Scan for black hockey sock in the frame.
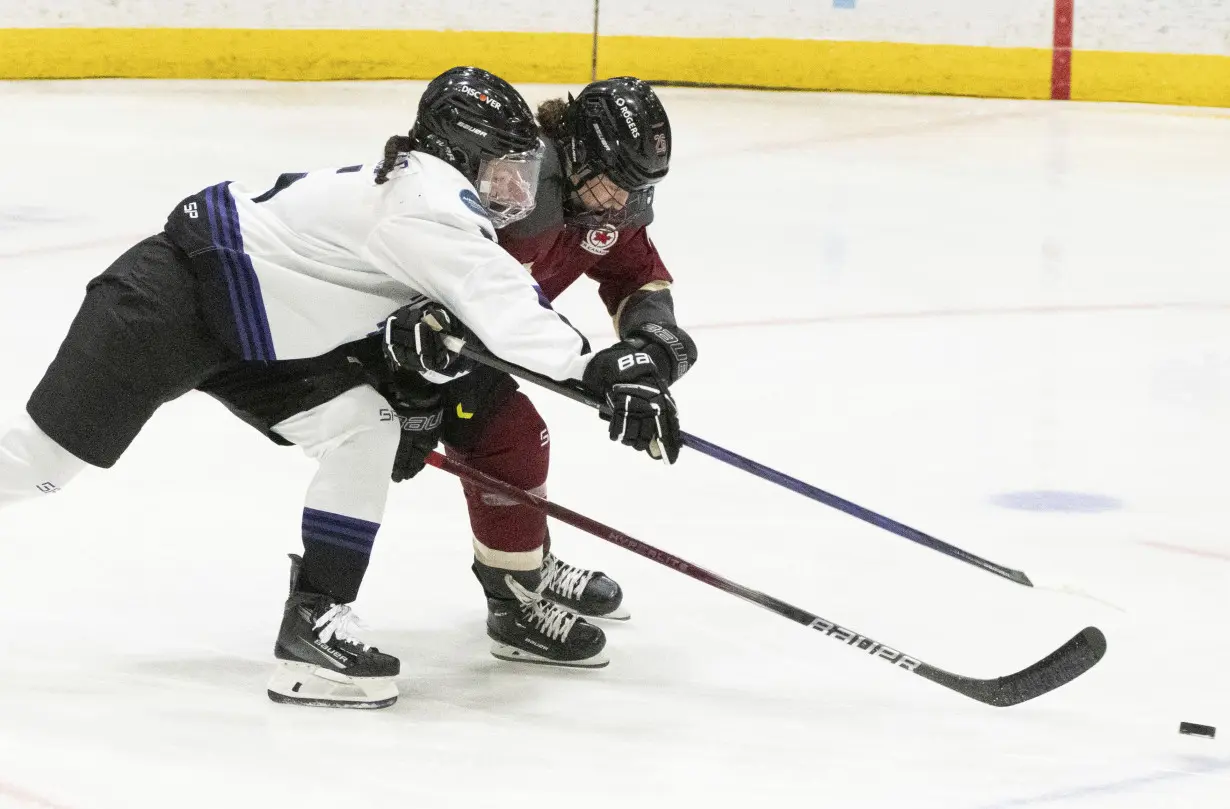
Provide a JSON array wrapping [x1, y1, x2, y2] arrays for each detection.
[[298, 507, 379, 603]]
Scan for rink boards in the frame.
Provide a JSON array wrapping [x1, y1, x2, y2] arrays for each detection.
[[1, 0, 1229, 107]]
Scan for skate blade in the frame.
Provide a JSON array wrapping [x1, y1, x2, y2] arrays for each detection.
[[489, 641, 609, 668], [267, 661, 398, 709]]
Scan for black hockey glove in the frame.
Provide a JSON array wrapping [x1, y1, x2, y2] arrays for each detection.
[[386, 387, 445, 482], [383, 298, 475, 384], [582, 342, 681, 464], [625, 323, 698, 385]]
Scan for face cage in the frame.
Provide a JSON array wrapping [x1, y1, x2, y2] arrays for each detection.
[[476, 143, 545, 228], [564, 184, 655, 230]]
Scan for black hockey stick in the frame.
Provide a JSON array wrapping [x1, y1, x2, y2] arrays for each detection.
[[441, 336, 1032, 587], [425, 451, 1107, 706]]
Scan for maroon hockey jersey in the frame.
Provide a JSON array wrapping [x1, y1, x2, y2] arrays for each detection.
[[500, 224, 671, 316], [494, 138, 672, 324]]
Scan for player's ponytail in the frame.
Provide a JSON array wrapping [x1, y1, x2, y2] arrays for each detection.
[[374, 134, 414, 185], [535, 98, 568, 140]]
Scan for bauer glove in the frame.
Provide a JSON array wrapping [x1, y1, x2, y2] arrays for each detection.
[[383, 297, 475, 384], [582, 342, 681, 464]]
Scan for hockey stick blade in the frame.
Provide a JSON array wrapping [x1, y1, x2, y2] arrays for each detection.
[[915, 626, 1107, 707], [426, 452, 1108, 707]]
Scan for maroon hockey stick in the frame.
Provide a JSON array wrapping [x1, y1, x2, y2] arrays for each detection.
[[425, 451, 1107, 707]]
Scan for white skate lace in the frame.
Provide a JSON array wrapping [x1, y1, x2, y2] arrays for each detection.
[[505, 575, 579, 643], [543, 553, 595, 601], [313, 604, 372, 650]]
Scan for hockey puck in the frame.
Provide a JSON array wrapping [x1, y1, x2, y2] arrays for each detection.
[[1178, 722, 1216, 739]]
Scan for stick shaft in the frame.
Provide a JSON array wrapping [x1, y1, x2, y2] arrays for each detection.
[[441, 336, 1032, 586], [425, 451, 1105, 707]]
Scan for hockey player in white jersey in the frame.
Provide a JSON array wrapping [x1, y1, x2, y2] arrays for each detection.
[[0, 67, 680, 709]]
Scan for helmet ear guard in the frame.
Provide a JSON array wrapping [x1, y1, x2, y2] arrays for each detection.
[[409, 129, 460, 172]]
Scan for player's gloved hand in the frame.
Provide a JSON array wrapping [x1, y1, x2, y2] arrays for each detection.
[[383, 297, 475, 384], [581, 342, 681, 464], [625, 322, 698, 385], [387, 387, 445, 482]]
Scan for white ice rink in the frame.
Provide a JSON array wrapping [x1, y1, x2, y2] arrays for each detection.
[[0, 79, 1228, 809]]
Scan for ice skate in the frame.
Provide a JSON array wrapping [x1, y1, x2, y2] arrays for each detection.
[[474, 559, 608, 668], [267, 555, 399, 709]]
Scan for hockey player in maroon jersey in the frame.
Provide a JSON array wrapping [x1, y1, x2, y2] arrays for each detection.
[[391, 77, 699, 668]]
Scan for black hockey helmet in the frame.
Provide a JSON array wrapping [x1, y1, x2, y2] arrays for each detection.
[[410, 66, 545, 227], [561, 77, 671, 228]]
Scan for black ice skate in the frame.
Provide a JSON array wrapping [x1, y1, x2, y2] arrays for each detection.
[[267, 554, 400, 709], [541, 552, 630, 621], [474, 559, 608, 668]]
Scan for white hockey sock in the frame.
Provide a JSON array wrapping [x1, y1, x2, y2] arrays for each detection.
[[0, 413, 88, 508], [473, 534, 545, 572]]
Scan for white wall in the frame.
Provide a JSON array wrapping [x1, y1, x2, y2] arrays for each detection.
[[1075, 0, 1230, 54], [600, 0, 1052, 48], [4, 0, 1230, 55], [0, 1, 592, 33]]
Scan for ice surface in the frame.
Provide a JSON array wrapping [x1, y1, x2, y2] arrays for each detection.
[[0, 80, 1227, 808]]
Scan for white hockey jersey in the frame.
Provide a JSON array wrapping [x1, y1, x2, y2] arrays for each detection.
[[164, 152, 592, 382]]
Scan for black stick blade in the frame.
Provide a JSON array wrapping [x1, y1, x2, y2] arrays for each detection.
[[918, 627, 1107, 707]]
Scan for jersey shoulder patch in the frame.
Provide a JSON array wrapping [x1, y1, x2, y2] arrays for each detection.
[[580, 226, 619, 256], [456, 189, 496, 241], [459, 188, 488, 218]]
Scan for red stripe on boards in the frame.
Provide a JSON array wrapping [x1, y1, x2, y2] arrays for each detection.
[[1051, 0, 1074, 100]]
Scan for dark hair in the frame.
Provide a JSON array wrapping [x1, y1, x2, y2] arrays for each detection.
[[535, 98, 569, 140], [374, 134, 413, 185]]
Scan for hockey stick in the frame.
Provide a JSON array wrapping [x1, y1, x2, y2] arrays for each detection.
[[441, 336, 1032, 587], [425, 451, 1107, 706]]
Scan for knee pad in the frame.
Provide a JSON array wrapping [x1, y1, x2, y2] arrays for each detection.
[[273, 386, 401, 524], [273, 385, 401, 465]]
